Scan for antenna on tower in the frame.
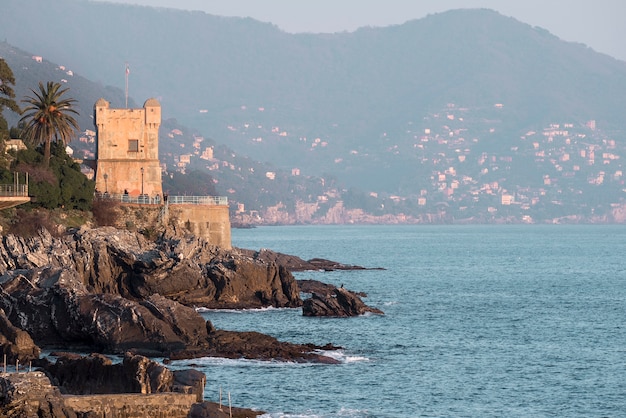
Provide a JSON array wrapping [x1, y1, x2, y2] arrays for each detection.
[[125, 63, 130, 108]]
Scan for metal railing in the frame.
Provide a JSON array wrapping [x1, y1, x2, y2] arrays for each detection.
[[95, 192, 228, 206], [166, 195, 228, 205], [0, 184, 29, 197]]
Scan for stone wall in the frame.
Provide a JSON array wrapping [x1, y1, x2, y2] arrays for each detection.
[[114, 203, 164, 233], [167, 204, 232, 249], [110, 203, 232, 248], [64, 393, 197, 418]]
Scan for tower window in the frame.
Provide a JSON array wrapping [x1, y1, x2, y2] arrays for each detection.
[[128, 139, 139, 152]]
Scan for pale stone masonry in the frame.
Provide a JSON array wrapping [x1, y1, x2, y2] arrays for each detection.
[[92, 98, 231, 248], [93, 98, 163, 197]]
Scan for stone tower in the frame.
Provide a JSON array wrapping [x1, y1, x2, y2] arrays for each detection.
[[93, 98, 163, 197]]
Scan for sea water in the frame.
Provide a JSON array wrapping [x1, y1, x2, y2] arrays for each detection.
[[171, 225, 626, 417]]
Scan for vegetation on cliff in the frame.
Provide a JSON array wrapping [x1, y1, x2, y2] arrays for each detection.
[[0, 142, 94, 234], [0, 58, 94, 234], [19, 81, 80, 167]]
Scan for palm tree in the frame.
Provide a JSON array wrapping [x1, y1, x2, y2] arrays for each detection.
[[20, 81, 79, 167]]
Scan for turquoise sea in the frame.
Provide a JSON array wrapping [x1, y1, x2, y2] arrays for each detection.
[[172, 225, 626, 417]]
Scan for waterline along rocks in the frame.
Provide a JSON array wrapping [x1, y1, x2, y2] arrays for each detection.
[[0, 225, 382, 415], [302, 285, 385, 317], [0, 226, 340, 362], [0, 352, 264, 417]]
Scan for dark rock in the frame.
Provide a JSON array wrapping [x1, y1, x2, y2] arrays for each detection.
[[44, 352, 124, 394], [0, 266, 337, 362], [143, 253, 302, 309], [0, 227, 302, 309], [237, 248, 383, 272], [297, 279, 338, 295], [189, 401, 264, 418], [0, 267, 210, 356], [41, 352, 205, 400], [168, 330, 340, 364], [303, 288, 384, 317], [0, 227, 344, 363], [306, 257, 369, 271], [172, 369, 206, 402], [298, 279, 367, 297], [0, 308, 40, 364]]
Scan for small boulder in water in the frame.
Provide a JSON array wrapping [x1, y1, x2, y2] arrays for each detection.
[[302, 287, 383, 317]]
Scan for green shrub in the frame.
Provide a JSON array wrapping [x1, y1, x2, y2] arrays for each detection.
[[0, 142, 94, 210]]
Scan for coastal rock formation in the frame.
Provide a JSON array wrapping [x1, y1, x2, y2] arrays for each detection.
[[0, 227, 301, 309], [0, 265, 331, 361], [40, 352, 204, 399], [302, 287, 384, 317], [0, 267, 210, 356], [298, 279, 339, 296], [133, 246, 301, 309], [0, 226, 308, 357], [0, 308, 40, 364], [0, 226, 380, 415], [169, 330, 341, 364], [298, 279, 367, 297], [240, 248, 379, 272], [0, 227, 372, 360], [189, 402, 263, 418]]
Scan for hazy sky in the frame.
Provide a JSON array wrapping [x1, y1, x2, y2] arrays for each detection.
[[102, 0, 626, 62]]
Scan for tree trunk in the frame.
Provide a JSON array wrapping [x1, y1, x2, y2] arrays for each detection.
[[43, 137, 51, 167]]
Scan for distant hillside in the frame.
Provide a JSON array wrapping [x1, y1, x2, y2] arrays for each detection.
[[3, 1, 626, 225], [2, 0, 626, 194], [0, 41, 337, 223]]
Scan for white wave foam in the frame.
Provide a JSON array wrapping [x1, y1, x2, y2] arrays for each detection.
[[315, 349, 370, 364], [195, 306, 291, 314], [170, 356, 314, 368], [170, 350, 369, 369], [337, 407, 372, 417], [258, 407, 369, 418]]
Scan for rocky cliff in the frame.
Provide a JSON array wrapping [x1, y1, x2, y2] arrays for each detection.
[[0, 225, 384, 416], [0, 227, 337, 361], [0, 227, 300, 309]]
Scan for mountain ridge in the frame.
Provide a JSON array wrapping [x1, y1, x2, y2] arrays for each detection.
[[2, 1, 626, 224], [2, 3, 625, 138]]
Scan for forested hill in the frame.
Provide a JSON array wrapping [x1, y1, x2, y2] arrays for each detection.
[[2, 1, 626, 139], [3, 0, 626, 226]]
